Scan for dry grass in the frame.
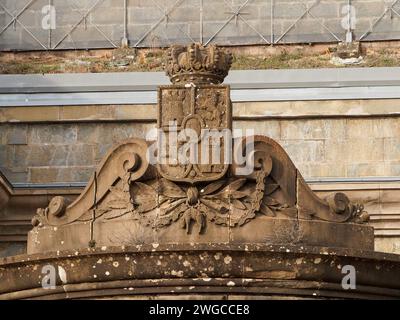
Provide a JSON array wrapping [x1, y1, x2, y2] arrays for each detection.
[[0, 45, 399, 74]]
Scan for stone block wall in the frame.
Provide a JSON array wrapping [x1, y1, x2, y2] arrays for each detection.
[[1, 0, 400, 51], [1, 102, 399, 184]]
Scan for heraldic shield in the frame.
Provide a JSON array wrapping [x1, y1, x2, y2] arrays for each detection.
[[157, 85, 231, 184]]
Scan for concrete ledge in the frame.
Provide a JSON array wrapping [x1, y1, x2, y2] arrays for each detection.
[[2, 68, 400, 108], [2, 68, 400, 93]]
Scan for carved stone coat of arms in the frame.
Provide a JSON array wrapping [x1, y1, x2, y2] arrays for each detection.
[[157, 85, 231, 184]]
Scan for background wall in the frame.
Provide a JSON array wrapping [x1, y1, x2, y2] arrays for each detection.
[[1, 108, 400, 184], [1, 0, 400, 51]]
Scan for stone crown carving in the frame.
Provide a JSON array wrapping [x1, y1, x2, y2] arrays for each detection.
[[165, 43, 233, 85]]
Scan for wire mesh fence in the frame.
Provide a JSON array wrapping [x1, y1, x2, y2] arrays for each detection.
[[1, 0, 400, 50]]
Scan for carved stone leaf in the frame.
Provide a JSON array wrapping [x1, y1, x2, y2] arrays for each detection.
[[263, 196, 280, 206], [200, 180, 226, 195], [132, 182, 156, 195], [159, 179, 186, 198], [264, 184, 279, 196], [229, 191, 250, 199], [155, 202, 187, 228], [217, 179, 247, 197], [259, 203, 276, 217], [161, 199, 186, 215], [131, 182, 158, 213], [232, 199, 247, 210], [200, 198, 229, 213]]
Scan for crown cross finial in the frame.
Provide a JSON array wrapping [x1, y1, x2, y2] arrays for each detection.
[[165, 43, 233, 85]]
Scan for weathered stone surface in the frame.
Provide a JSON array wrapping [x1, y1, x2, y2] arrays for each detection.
[[29, 166, 94, 184], [29, 124, 77, 144], [1, 244, 400, 300], [6, 126, 27, 145]]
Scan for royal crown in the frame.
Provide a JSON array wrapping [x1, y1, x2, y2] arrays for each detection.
[[165, 43, 233, 85]]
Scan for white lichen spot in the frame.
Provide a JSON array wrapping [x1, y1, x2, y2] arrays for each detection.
[[97, 259, 103, 264], [245, 266, 253, 272], [128, 287, 134, 291], [189, 286, 195, 290], [105, 271, 110, 276], [202, 278, 211, 282], [171, 270, 184, 277], [152, 243, 159, 249], [70, 263, 75, 267], [125, 256, 130, 261], [178, 255, 183, 260], [60, 241, 64, 245], [183, 260, 191, 267], [295, 258, 303, 265], [93, 274, 97, 279], [214, 253, 222, 260], [337, 264, 342, 270], [157, 260, 162, 266], [74, 251, 79, 256], [113, 261, 119, 268], [224, 255, 232, 264], [53, 227, 58, 231], [101, 246, 107, 251], [227, 281, 235, 287], [314, 258, 322, 264]]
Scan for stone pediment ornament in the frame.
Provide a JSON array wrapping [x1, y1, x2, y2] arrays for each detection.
[[29, 43, 370, 254]]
